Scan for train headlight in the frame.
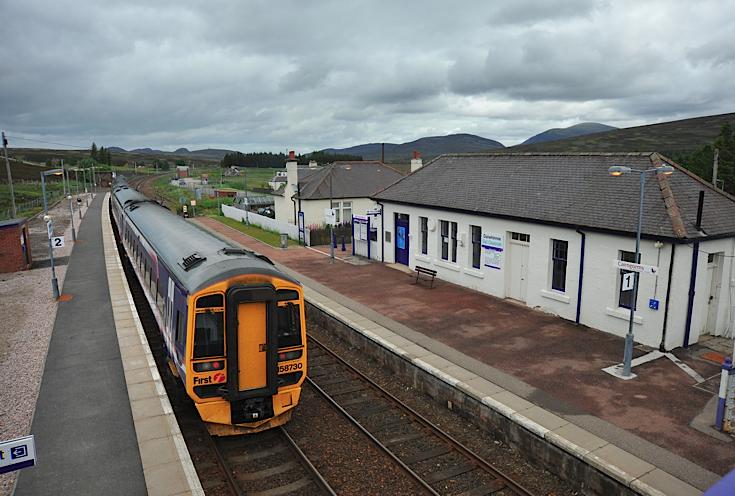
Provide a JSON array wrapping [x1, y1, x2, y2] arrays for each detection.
[[193, 360, 225, 372], [278, 350, 302, 361]]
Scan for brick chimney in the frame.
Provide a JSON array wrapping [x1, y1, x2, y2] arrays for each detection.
[[410, 150, 423, 173]]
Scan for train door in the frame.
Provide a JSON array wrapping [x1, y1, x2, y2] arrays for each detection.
[[237, 302, 267, 390], [225, 286, 277, 392]]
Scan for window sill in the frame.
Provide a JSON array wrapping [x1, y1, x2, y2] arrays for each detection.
[[540, 289, 570, 304], [462, 267, 485, 279], [605, 307, 643, 325], [415, 254, 431, 263], [435, 259, 461, 272]]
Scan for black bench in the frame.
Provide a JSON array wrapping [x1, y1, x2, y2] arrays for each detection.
[[413, 265, 437, 288]]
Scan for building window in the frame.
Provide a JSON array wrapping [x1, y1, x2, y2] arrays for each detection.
[[618, 250, 638, 310], [451, 222, 458, 262], [471, 225, 482, 269], [330, 201, 353, 224], [440, 220, 458, 262], [510, 232, 530, 242], [440, 220, 449, 260], [551, 239, 568, 292], [420, 217, 428, 255]]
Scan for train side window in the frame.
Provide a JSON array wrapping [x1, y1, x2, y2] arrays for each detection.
[[276, 303, 302, 348], [193, 311, 225, 358]]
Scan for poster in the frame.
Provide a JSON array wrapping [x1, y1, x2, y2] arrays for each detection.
[[482, 232, 503, 269]]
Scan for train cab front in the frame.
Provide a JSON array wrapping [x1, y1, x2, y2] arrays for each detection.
[[186, 281, 306, 436]]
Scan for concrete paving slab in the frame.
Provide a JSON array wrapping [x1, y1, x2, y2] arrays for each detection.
[[443, 364, 480, 383], [128, 380, 161, 401], [460, 376, 505, 397], [123, 355, 152, 372], [139, 435, 180, 470], [586, 443, 655, 486], [399, 343, 433, 359], [632, 468, 703, 496], [546, 422, 609, 457], [520, 406, 569, 432], [490, 390, 535, 414], [144, 462, 192, 496], [135, 414, 179, 443], [416, 353, 455, 371], [125, 366, 154, 385]]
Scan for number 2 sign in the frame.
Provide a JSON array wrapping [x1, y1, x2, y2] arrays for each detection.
[[51, 236, 65, 248]]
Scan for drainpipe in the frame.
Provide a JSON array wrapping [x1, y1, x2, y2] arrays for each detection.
[[377, 200, 385, 262], [684, 191, 705, 348], [575, 228, 586, 324], [659, 243, 676, 351]]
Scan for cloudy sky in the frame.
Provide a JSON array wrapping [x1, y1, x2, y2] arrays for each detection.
[[1, 0, 734, 152]]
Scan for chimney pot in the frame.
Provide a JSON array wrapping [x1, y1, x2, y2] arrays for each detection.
[[288, 150, 295, 160], [413, 150, 421, 159]]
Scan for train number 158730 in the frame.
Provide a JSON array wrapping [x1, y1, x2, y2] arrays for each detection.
[[278, 362, 303, 374]]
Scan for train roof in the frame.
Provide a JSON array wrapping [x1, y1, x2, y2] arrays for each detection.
[[112, 178, 299, 294]]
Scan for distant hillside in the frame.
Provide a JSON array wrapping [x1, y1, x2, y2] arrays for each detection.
[[323, 133, 504, 161], [120, 147, 234, 160], [510, 112, 735, 154], [522, 122, 617, 145]]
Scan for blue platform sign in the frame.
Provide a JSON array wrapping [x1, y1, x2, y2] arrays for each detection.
[[0, 435, 36, 474], [649, 298, 660, 311]]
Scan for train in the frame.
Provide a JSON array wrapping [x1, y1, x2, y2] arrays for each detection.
[[110, 177, 306, 435]]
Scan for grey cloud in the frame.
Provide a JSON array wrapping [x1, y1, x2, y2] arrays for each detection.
[[1, 0, 734, 151]]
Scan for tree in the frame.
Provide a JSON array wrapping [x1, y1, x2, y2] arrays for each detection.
[[90, 142, 98, 160], [673, 124, 735, 193], [175, 159, 187, 168]]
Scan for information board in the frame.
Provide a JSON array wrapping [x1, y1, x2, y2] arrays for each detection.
[[482, 232, 504, 269]]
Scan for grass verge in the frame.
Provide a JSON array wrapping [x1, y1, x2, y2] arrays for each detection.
[[208, 215, 297, 247]]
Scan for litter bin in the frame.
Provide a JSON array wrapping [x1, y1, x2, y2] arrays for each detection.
[[280, 233, 288, 249]]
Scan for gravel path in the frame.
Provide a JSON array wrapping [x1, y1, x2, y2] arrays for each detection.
[[0, 194, 94, 496]]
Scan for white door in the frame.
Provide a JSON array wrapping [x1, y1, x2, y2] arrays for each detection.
[[705, 253, 723, 334], [507, 241, 530, 302]]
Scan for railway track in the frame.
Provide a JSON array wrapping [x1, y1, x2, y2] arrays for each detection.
[[307, 335, 536, 496], [113, 212, 335, 496]]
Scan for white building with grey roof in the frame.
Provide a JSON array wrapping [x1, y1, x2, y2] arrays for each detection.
[[372, 152, 735, 350], [273, 152, 404, 229]]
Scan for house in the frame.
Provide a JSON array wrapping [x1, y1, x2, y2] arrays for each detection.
[[268, 170, 288, 191], [372, 152, 735, 350], [273, 151, 404, 229], [176, 165, 189, 179]]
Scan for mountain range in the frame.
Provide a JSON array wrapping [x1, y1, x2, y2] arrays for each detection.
[[107, 113, 735, 162]]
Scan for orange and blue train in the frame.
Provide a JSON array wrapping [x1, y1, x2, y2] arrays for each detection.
[[110, 177, 306, 435]]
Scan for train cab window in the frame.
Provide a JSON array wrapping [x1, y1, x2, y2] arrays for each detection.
[[276, 303, 302, 348], [196, 294, 223, 308], [193, 311, 225, 358]]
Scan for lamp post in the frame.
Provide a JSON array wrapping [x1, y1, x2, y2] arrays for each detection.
[[328, 163, 335, 261], [608, 164, 674, 377], [41, 168, 64, 299]]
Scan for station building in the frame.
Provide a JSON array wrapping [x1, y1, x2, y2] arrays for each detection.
[[273, 152, 404, 228], [371, 152, 735, 350], [0, 218, 32, 273]]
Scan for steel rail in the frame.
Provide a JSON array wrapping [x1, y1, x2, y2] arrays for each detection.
[[279, 426, 338, 496], [308, 334, 536, 496], [306, 377, 440, 496]]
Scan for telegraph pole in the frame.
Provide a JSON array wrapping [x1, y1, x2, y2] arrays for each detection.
[[2, 131, 17, 218]]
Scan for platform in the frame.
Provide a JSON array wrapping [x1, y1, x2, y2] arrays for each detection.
[[196, 216, 735, 495], [15, 194, 202, 496]]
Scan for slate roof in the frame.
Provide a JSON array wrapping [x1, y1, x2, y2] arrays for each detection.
[[373, 152, 735, 240], [296, 161, 404, 200]]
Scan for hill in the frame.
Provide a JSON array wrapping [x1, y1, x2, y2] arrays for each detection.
[[509, 112, 735, 154], [522, 122, 616, 145], [121, 147, 234, 160], [323, 133, 505, 161]]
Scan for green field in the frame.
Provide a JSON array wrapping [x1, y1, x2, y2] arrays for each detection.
[[208, 215, 296, 247], [1, 179, 85, 220]]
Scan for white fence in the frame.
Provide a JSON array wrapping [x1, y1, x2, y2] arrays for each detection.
[[221, 204, 310, 245]]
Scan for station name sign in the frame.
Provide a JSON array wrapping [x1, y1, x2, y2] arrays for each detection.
[[614, 260, 659, 275]]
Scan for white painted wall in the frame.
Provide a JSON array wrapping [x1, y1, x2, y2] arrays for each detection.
[[297, 197, 377, 229], [221, 204, 309, 244], [380, 202, 735, 350]]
